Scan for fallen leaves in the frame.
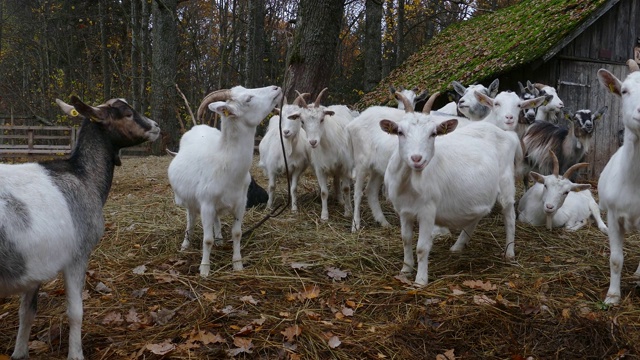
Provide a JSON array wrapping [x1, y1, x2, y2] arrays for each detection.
[[288, 285, 321, 302], [227, 337, 254, 356], [463, 279, 497, 291], [281, 324, 302, 342], [326, 266, 349, 281]]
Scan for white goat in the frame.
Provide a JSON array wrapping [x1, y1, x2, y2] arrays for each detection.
[[474, 90, 547, 136], [517, 150, 607, 233], [168, 85, 282, 276], [296, 88, 354, 220], [347, 95, 441, 232], [258, 95, 310, 212], [437, 79, 500, 119], [1, 97, 159, 360], [597, 60, 640, 305], [532, 83, 565, 122], [389, 85, 429, 111], [382, 92, 519, 286]]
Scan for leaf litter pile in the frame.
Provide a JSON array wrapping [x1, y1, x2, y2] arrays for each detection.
[[1, 155, 640, 359]]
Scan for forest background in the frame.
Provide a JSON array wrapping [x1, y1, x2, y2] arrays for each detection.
[[0, 0, 518, 152]]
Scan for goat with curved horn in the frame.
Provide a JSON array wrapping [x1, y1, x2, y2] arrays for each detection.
[[393, 91, 414, 112], [518, 149, 606, 233], [422, 92, 440, 114], [196, 89, 232, 122], [313, 87, 329, 108]]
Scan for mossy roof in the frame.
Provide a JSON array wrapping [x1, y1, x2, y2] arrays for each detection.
[[355, 0, 616, 109]]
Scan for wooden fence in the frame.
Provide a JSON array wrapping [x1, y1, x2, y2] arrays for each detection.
[[0, 125, 77, 157]]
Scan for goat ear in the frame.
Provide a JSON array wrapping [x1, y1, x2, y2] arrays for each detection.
[[273, 108, 281, 115], [529, 171, 545, 184], [69, 96, 107, 122], [561, 108, 573, 121], [209, 102, 235, 117], [488, 79, 499, 98], [571, 184, 591, 192], [452, 81, 466, 96], [474, 91, 493, 107], [436, 119, 458, 135], [523, 96, 546, 110], [598, 69, 622, 96], [55, 99, 80, 117], [379, 119, 399, 135], [415, 90, 429, 102], [594, 106, 608, 120], [518, 81, 526, 95]]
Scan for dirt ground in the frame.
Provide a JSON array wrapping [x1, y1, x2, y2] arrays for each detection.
[[1, 154, 640, 360]]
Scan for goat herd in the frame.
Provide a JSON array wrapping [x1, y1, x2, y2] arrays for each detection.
[[0, 60, 639, 359]]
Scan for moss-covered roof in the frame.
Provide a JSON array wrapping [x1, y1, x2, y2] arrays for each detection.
[[355, 0, 614, 109]]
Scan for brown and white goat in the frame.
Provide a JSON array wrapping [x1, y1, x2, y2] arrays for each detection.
[[522, 105, 607, 187]]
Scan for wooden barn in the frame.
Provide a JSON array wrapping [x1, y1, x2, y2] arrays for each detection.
[[356, 0, 638, 179]]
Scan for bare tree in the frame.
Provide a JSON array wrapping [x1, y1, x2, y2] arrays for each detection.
[[285, 0, 345, 99], [246, 0, 266, 87], [364, 0, 382, 92], [151, 0, 179, 152]]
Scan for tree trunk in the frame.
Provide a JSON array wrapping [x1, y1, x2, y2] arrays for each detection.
[[100, 0, 111, 100], [246, 0, 266, 87], [141, 0, 151, 113], [364, 0, 382, 92], [130, 0, 140, 110], [151, 0, 178, 153], [395, 0, 405, 66], [285, 0, 345, 100]]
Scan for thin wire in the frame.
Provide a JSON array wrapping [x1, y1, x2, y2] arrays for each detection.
[[242, 31, 294, 238]]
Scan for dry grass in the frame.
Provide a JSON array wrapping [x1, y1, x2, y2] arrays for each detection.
[[2, 155, 640, 360]]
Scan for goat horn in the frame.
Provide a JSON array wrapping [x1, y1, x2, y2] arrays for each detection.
[[422, 92, 440, 114], [627, 59, 639, 72], [549, 149, 560, 176], [196, 89, 232, 121], [313, 88, 329, 108], [563, 162, 589, 179], [294, 91, 310, 108], [533, 83, 546, 90], [394, 91, 413, 113]]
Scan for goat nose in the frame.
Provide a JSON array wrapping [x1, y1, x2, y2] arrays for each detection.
[[411, 155, 422, 163], [506, 114, 514, 120], [558, 102, 564, 108], [283, 130, 290, 136], [545, 204, 554, 210], [309, 140, 317, 147]]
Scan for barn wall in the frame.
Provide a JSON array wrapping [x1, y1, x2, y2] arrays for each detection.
[[495, 0, 639, 180]]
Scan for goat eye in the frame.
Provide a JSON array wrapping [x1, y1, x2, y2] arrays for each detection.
[[397, 131, 404, 136], [246, 96, 253, 103], [563, 191, 569, 195]]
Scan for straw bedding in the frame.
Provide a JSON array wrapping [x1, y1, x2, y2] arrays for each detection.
[[1, 155, 639, 359]]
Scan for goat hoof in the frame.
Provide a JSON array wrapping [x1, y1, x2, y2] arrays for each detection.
[[604, 293, 620, 305], [199, 264, 210, 277], [233, 261, 244, 271]]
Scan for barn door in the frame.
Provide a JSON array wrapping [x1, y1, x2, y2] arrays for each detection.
[[556, 59, 624, 179]]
